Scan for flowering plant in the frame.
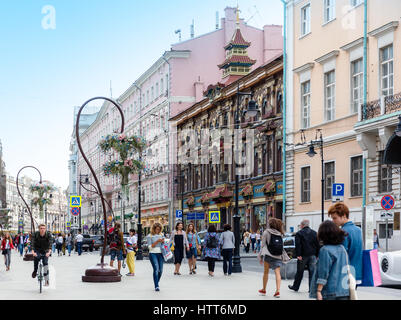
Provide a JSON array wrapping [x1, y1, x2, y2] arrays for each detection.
[[30, 181, 55, 218], [99, 133, 146, 198]]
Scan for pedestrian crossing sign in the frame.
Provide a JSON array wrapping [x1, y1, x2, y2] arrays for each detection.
[[70, 196, 81, 207], [209, 210, 220, 224]]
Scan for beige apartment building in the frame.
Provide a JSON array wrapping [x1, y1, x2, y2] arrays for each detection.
[[284, 0, 401, 250]]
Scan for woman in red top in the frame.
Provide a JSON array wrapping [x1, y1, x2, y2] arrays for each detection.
[[1, 232, 15, 271]]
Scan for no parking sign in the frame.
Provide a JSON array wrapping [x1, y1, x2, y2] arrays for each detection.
[[381, 195, 395, 211]]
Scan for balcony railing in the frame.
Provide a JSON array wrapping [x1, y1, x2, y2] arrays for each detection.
[[361, 92, 401, 121]]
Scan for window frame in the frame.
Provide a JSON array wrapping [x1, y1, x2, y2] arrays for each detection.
[[300, 3, 311, 37], [324, 70, 336, 121], [323, 0, 336, 24], [350, 155, 363, 197], [301, 166, 311, 203], [378, 150, 392, 193], [301, 80, 311, 129], [380, 44, 394, 97], [350, 58, 363, 114], [324, 161, 335, 200]]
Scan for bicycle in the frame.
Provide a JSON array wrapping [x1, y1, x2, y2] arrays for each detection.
[[35, 253, 49, 293]]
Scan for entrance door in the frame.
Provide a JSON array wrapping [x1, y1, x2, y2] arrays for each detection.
[[275, 202, 283, 220]]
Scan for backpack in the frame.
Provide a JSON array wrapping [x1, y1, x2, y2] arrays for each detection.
[[267, 232, 283, 256], [206, 234, 218, 249], [108, 230, 122, 249]]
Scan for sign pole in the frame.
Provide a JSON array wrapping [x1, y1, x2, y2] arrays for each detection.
[[386, 217, 389, 252]]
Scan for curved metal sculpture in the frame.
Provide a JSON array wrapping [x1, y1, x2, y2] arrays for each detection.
[[77, 97, 124, 282], [16, 166, 42, 261]]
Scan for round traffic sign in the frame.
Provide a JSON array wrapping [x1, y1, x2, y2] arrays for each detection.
[[381, 195, 395, 211]]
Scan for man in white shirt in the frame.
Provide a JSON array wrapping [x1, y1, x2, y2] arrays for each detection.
[[75, 230, 84, 256]]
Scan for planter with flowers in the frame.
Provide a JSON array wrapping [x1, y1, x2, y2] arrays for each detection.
[[99, 133, 146, 199], [30, 182, 55, 219]]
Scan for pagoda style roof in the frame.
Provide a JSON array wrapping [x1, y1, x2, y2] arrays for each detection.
[[224, 28, 251, 50], [218, 55, 256, 69]]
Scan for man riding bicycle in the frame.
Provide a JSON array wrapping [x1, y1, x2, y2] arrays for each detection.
[[31, 224, 53, 286]]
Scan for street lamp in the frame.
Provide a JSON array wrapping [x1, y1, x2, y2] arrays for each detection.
[[305, 130, 325, 222], [232, 84, 259, 273]]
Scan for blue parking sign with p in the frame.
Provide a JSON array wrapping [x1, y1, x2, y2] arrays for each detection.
[[176, 210, 183, 219], [332, 183, 344, 202]]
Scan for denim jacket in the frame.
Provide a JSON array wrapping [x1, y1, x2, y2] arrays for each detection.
[[310, 244, 350, 299], [342, 221, 363, 282]]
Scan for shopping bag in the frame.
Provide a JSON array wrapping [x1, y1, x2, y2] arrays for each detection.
[[161, 242, 173, 262], [361, 249, 382, 287]]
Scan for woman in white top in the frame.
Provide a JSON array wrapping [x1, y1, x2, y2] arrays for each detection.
[[56, 233, 64, 256], [146, 222, 165, 291], [125, 229, 137, 276]]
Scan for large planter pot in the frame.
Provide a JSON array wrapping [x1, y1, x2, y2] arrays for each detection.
[[280, 258, 297, 280]]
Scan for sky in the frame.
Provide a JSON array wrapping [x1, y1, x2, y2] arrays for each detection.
[[0, 0, 283, 190]]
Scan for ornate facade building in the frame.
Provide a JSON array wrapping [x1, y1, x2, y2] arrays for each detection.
[[171, 32, 283, 232]]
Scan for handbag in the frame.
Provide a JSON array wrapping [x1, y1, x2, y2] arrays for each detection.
[[342, 246, 358, 300]]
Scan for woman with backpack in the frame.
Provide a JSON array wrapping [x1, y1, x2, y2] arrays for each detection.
[[258, 218, 290, 298], [66, 233, 73, 256], [56, 233, 63, 256], [169, 222, 189, 275], [202, 224, 221, 277]]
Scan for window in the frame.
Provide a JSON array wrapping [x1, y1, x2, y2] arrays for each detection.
[[324, 161, 335, 200], [380, 45, 393, 97], [146, 90, 149, 105], [151, 86, 154, 101], [350, 0, 363, 7], [324, 70, 335, 121], [379, 151, 392, 193], [160, 78, 164, 93], [301, 167, 310, 202], [301, 4, 311, 36], [156, 82, 159, 97], [324, 0, 335, 23], [301, 81, 311, 128], [350, 156, 362, 197], [379, 223, 393, 239], [351, 59, 363, 114]]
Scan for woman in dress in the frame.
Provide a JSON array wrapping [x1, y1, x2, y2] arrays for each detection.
[[169, 222, 189, 275]]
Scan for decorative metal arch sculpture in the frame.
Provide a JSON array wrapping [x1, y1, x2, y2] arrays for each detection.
[[16, 165, 42, 261], [77, 97, 125, 282]]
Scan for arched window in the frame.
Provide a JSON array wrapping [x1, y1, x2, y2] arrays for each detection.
[[276, 91, 283, 114]]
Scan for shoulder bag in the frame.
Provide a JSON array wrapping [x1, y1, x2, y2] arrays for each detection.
[[342, 245, 358, 300]]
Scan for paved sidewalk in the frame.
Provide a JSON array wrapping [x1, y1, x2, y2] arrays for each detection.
[[0, 250, 399, 300]]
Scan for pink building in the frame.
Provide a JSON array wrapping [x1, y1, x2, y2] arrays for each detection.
[[75, 7, 283, 234]]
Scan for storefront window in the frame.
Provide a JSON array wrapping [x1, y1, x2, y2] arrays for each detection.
[[253, 205, 267, 232]]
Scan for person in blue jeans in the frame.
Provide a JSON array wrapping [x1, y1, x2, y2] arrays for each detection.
[[220, 224, 235, 275], [17, 232, 25, 257], [328, 202, 363, 286], [310, 220, 350, 300], [147, 222, 165, 291], [66, 233, 73, 256], [75, 230, 83, 256]]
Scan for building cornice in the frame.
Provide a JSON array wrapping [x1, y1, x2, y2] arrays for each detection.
[[293, 62, 314, 74], [315, 50, 339, 64], [368, 21, 399, 38], [340, 37, 364, 51]]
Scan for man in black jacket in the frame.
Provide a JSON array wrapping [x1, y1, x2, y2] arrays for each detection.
[[31, 224, 53, 286], [288, 219, 320, 292]]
